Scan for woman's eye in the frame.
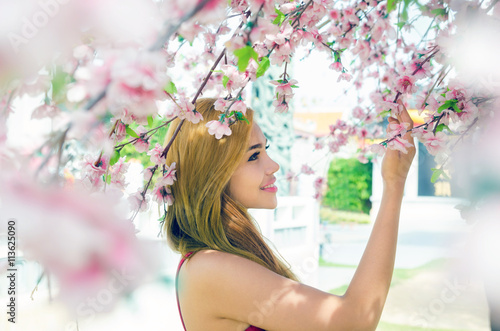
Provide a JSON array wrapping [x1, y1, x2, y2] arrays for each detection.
[[248, 152, 260, 161], [265, 144, 270, 150]]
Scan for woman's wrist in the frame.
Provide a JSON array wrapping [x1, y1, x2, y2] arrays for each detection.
[[382, 180, 406, 195]]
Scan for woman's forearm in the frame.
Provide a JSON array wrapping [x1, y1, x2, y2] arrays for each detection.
[[342, 182, 405, 328]]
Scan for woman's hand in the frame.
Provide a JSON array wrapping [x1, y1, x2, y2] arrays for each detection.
[[381, 100, 416, 186]]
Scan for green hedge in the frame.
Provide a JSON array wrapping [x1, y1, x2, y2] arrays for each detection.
[[323, 158, 372, 214]]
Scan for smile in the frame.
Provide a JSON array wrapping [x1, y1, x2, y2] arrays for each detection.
[[260, 183, 278, 193]]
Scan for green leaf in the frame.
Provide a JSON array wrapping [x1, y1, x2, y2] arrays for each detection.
[[235, 111, 250, 124], [164, 81, 177, 94], [431, 8, 447, 16], [147, 115, 154, 128], [396, 21, 406, 30], [273, 8, 286, 26], [51, 68, 70, 100], [234, 46, 259, 72], [431, 168, 443, 183], [110, 149, 121, 166], [452, 103, 462, 113], [435, 123, 452, 133], [334, 50, 343, 62], [126, 126, 139, 138], [387, 0, 399, 13], [222, 75, 229, 88], [377, 110, 391, 118], [290, 85, 299, 88], [256, 57, 270, 78], [437, 100, 456, 113]]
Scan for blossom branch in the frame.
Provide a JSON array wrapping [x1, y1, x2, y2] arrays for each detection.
[[485, 0, 500, 13], [149, 0, 212, 51], [130, 164, 158, 221], [192, 49, 226, 103], [291, 0, 313, 28], [160, 119, 184, 159]]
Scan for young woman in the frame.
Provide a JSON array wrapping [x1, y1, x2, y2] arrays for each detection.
[[164, 97, 415, 331]]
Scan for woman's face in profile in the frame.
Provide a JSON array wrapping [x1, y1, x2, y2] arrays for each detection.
[[228, 123, 280, 209]]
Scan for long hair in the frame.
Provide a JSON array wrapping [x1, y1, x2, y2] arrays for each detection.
[[163, 98, 297, 280]]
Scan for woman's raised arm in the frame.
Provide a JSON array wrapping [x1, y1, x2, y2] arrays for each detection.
[[344, 100, 415, 329]]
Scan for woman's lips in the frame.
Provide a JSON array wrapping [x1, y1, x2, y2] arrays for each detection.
[[261, 182, 278, 193]]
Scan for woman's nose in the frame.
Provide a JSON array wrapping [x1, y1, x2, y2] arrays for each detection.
[[266, 154, 280, 174]]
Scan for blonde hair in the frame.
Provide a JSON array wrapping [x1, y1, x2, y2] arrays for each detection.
[[163, 98, 297, 280]]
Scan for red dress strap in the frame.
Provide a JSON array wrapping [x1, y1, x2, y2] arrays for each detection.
[[175, 251, 265, 331], [176, 252, 193, 331]]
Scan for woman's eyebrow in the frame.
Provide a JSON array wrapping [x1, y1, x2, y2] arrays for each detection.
[[247, 139, 268, 151]]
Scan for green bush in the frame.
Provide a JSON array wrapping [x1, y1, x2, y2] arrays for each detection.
[[323, 158, 372, 214]]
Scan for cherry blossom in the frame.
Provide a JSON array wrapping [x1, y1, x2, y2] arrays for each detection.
[[128, 190, 150, 213], [301, 164, 315, 175], [176, 97, 204, 124], [80, 154, 108, 190], [111, 120, 127, 142], [271, 79, 298, 98], [158, 162, 177, 187], [134, 138, 150, 153], [407, 59, 432, 79], [147, 143, 167, 165], [109, 157, 130, 189], [106, 50, 168, 119], [31, 103, 60, 119], [329, 61, 343, 72], [387, 122, 410, 140], [395, 75, 417, 94], [386, 136, 414, 154], [206, 119, 232, 139], [221, 64, 247, 93], [422, 131, 448, 156], [152, 184, 174, 206], [313, 177, 326, 200], [0, 178, 157, 309], [370, 143, 386, 157]]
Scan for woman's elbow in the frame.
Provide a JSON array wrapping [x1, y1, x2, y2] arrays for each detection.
[[328, 296, 382, 330]]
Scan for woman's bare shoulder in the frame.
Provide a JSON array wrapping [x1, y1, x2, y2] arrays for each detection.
[[182, 249, 261, 283], [179, 250, 352, 331]]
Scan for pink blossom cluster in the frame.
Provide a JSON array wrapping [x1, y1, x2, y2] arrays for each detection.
[[313, 176, 326, 200], [0, 177, 158, 310], [206, 118, 232, 139], [79, 154, 130, 191], [270, 79, 298, 113], [151, 162, 177, 206]]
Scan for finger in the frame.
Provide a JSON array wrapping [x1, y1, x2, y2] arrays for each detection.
[[386, 115, 398, 134], [397, 99, 414, 129], [396, 101, 415, 146]]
